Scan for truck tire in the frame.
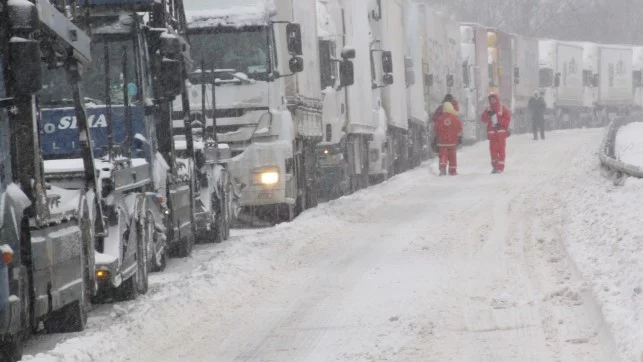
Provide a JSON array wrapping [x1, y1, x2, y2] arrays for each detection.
[[148, 211, 167, 272], [0, 335, 23, 362], [136, 213, 150, 295]]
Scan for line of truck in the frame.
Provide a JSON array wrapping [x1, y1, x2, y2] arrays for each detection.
[[2, 0, 642, 359]]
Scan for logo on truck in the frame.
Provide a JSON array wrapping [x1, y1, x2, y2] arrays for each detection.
[[42, 114, 108, 134]]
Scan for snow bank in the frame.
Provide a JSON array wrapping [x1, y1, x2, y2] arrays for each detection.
[[562, 142, 643, 361], [615, 121, 643, 168]]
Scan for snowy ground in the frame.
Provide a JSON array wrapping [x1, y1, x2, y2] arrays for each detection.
[[615, 121, 643, 168], [21, 129, 639, 362]]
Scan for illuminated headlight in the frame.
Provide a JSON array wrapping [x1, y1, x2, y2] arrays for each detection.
[[260, 171, 279, 185]]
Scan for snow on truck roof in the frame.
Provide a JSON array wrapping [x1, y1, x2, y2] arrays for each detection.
[[185, 0, 276, 28]]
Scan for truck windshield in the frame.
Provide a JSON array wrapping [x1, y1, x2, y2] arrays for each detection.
[[83, 37, 140, 104], [188, 26, 271, 82], [40, 36, 139, 107], [540, 68, 554, 87]]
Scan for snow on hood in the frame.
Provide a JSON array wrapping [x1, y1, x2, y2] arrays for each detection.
[[185, 0, 276, 28]]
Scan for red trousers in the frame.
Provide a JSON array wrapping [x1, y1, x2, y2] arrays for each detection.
[[439, 146, 457, 174], [488, 131, 507, 171]]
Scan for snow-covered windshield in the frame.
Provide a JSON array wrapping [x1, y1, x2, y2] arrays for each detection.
[[187, 26, 271, 82]]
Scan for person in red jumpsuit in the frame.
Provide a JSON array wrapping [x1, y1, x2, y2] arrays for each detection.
[[481, 93, 511, 173], [435, 101, 463, 176]]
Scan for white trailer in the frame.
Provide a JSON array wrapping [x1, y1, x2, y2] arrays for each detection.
[[460, 23, 489, 142], [366, 0, 394, 180], [538, 40, 584, 129], [633, 46, 643, 110], [404, 0, 429, 166], [597, 44, 633, 115], [568, 41, 601, 127], [378, 0, 410, 174], [179, 0, 321, 222], [512, 33, 539, 133], [314, 0, 366, 199]]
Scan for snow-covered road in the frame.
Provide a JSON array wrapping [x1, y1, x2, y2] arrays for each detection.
[[24, 129, 631, 362]]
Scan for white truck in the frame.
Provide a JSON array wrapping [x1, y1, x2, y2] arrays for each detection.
[[596, 44, 633, 124], [377, 0, 410, 175], [633, 46, 643, 111], [568, 41, 601, 127], [403, 0, 428, 166], [512, 33, 539, 134], [314, 0, 370, 200], [366, 0, 394, 182], [179, 0, 321, 222], [460, 23, 490, 142], [538, 40, 584, 129]]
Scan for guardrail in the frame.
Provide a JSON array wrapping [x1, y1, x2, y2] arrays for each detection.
[[599, 117, 643, 179]]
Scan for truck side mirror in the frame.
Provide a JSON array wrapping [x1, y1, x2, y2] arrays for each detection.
[[289, 56, 304, 73], [592, 74, 599, 87], [161, 58, 183, 97], [341, 46, 356, 60], [405, 69, 415, 87], [8, 0, 39, 33], [514, 67, 520, 84], [383, 73, 394, 85], [425, 73, 434, 87], [554, 73, 561, 87], [404, 56, 414, 68], [340, 60, 355, 87], [446, 74, 454, 88], [286, 23, 303, 56], [382, 51, 393, 74], [9, 39, 42, 95]]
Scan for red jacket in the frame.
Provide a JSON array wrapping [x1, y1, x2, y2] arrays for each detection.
[[435, 113, 463, 147], [432, 100, 460, 123], [481, 94, 511, 133]]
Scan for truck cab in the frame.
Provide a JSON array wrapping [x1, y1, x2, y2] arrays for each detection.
[[178, 0, 316, 223]]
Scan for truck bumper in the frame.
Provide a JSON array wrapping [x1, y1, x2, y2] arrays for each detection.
[[226, 141, 293, 207]]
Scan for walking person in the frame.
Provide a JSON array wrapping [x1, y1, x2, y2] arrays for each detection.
[[528, 90, 546, 140], [435, 101, 463, 176], [481, 93, 511, 174]]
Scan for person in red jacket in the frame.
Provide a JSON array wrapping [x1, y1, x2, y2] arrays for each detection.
[[435, 101, 463, 176], [481, 93, 511, 173]]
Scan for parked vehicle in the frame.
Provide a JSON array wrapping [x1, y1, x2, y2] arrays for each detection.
[[38, 0, 196, 303], [1, 0, 97, 359]]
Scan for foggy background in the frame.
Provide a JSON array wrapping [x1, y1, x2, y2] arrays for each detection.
[[423, 0, 640, 44]]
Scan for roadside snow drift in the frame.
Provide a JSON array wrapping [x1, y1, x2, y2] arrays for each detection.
[[615, 121, 643, 168]]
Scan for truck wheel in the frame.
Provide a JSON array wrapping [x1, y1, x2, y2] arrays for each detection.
[[213, 210, 225, 243], [0, 335, 23, 362], [149, 213, 167, 272], [44, 289, 87, 333], [174, 230, 194, 258], [136, 214, 150, 295]]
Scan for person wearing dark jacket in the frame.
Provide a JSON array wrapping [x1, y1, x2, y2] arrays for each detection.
[[432, 94, 460, 124], [528, 90, 546, 140]]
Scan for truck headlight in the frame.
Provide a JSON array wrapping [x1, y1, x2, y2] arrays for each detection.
[[260, 171, 279, 185]]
